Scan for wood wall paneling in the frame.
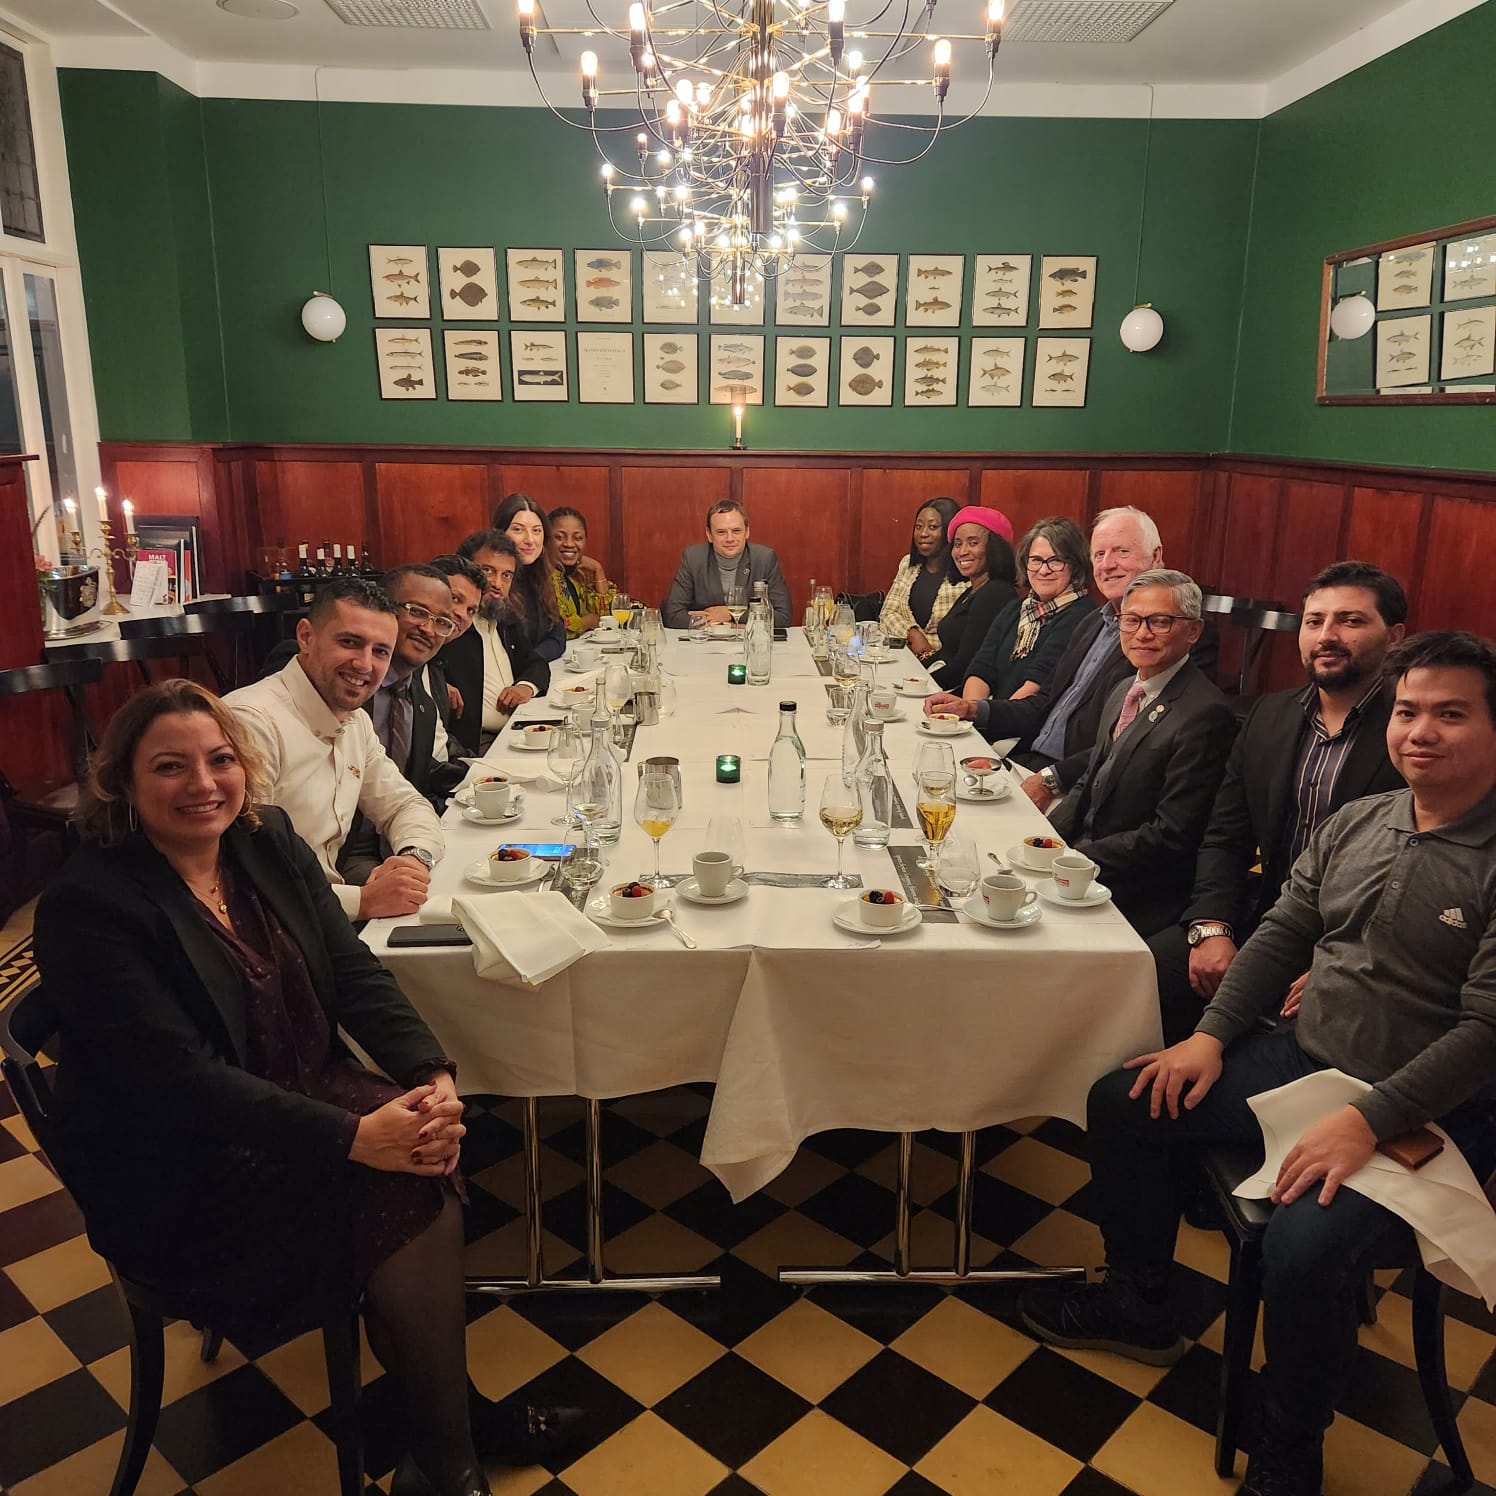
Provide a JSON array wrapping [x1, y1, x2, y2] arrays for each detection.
[[1216, 472, 1284, 600], [979, 469, 1089, 542], [1419, 495, 1492, 633], [1345, 486, 1427, 618], [858, 469, 972, 598], [740, 467, 852, 616], [1097, 470, 1212, 582], [374, 462, 488, 571], [255, 459, 367, 570], [0, 459, 43, 670], [620, 465, 731, 614]]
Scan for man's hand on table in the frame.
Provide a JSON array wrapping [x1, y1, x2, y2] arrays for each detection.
[[1124, 1032, 1225, 1120], [1272, 1105, 1376, 1207], [497, 683, 537, 711], [924, 693, 975, 720], [359, 855, 431, 919], [1020, 772, 1056, 811], [693, 606, 733, 625]]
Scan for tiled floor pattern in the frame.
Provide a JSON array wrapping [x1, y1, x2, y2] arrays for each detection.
[[4, 924, 1496, 1495]]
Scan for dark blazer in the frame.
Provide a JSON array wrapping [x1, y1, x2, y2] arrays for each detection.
[[662, 543, 792, 628], [1181, 684, 1403, 939], [962, 593, 1098, 700], [438, 619, 552, 758], [31, 808, 446, 1271], [1050, 662, 1239, 939], [930, 577, 1019, 692]]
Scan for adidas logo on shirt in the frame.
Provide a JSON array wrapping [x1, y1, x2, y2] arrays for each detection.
[[1439, 908, 1469, 930]]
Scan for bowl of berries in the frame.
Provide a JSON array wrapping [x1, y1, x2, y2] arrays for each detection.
[[858, 888, 906, 929], [487, 846, 534, 884], [609, 880, 657, 921]]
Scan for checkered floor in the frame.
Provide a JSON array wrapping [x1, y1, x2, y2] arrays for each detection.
[[4, 922, 1496, 1496]]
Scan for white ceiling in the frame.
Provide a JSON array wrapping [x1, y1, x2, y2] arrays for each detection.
[[3, 0, 1484, 116]]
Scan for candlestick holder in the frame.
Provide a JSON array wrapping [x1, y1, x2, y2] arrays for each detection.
[[71, 519, 139, 615]]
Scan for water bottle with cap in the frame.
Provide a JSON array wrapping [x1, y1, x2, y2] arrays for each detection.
[[767, 700, 806, 822], [744, 596, 773, 685]]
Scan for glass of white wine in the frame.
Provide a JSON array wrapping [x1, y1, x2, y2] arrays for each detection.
[[725, 579, 748, 627], [819, 772, 863, 890], [634, 770, 681, 887], [916, 771, 957, 885], [831, 600, 857, 648]]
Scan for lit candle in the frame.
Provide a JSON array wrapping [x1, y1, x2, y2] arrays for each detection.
[[727, 664, 746, 685], [715, 754, 741, 783], [122, 499, 134, 529], [733, 404, 743, 444], [63, 497, 76, 518], [95, 485, 108, 522]]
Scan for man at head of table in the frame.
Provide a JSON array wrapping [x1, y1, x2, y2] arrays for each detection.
[[662, 499, 793, 630]]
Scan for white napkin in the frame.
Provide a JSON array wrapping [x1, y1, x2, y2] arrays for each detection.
[[1236, 1069, 1496, 1308], [418, 898, 460, 925], [451, 890, 609, 986]]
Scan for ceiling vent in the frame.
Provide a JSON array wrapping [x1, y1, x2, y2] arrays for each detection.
[[1003, 0, 1174, 44], [320, 0, 490, 27]]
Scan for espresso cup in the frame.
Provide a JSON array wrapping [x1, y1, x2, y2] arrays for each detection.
[[597, 615, 620, 632], [981, 872, 1037, 921], [692, 851, 734, 898], [868, 688, 898, 718], [473, 777, 512, 818], [1052, 851, 1099, 901], [576, 645, 601, 670]]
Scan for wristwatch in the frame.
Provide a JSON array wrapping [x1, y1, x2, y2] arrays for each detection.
[[1187, 920, 1234, 947], [398, 846, 436, 871], [1038, 766, 1062, 797]]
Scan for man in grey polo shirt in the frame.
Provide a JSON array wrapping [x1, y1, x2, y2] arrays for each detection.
[[1021, 630, 1496, 1496]]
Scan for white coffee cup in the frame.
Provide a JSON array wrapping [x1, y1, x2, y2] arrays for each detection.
[[981, 872, 1037, 921], [1052, 851, 1099, 901], [597, 614, 620, 632], [576, 645, 601, 670], [868, 688, 898, 719], [473, 776, 512, 818], [692, 850, 734, 898]]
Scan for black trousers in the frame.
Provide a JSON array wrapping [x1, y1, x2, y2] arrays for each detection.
[[1145, 923, 1205, 1046]]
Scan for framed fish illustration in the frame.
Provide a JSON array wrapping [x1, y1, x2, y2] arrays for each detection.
[[369, 245, 430, 320], [902, 334, 957, 406], [1375, 314, 1432, 390], [437, 248, 498, 321], [708, 333, 763, 406], [1038, 256, 1097, 330], [642, 251, 700, 324], [576, 331, 635, 403], [575, 250, 633, 324], [773, 335, 830, 408], [506, 249, 565, 322], [510, 331, 569, 402], [1376, 242, 1434, 311], [1441, 233, 1496, 303], [1031, 337, 1090, 408], [1440, 306, 1496, 383], [837, 336, 894, 407], [643, 333, 699, 404], [839, 254, 898, 328], [967, 337, 1025, 408], [772, 254, 832, 327], [971, 254, 1032, 328], [443, 329, 501, 402], [375, 327, 436, 400], [905, 255, 964, 329]]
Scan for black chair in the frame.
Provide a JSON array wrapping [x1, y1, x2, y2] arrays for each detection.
[[837, 589, 885, 622], [46, 624, 219, 692], [0, 986, 365, 1496], [1204, 1145, 1472, 1489], [186, 594, 308, 691]]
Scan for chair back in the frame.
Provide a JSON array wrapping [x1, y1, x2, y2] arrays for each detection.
[[0, 983, 60, 1160], [0, 659, 102, 788]]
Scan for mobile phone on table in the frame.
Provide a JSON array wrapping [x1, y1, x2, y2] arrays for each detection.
[[387, 925, 472, 947], [494, 843, 576, 860]]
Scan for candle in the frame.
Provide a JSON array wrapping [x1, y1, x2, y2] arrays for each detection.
[[122, 499, 134, 528], [95, 486, 108, 522], [732, 404, 743, 444], [715, 754, 741, 783], [727, 663, 746, 685], [63, 497, 76, 517]]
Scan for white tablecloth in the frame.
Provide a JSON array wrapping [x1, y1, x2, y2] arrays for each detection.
[[367, 629, 1161, 1200]]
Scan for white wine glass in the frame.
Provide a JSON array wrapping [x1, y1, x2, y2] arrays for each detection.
[[603, 661, 631, 718], [634, 770, 680, 887], [818, 772, 863, 890], [915, 771, 957, 884], [703, 816, 746, 882], [913, 740, 957, 867], [938, 836, 980, 910], [610, 592, 634, 629], [546, 719, 586, 826], [725, 579, 748, 627], [831, 601, 856, 647]]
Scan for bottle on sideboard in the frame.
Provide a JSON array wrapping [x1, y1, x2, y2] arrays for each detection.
[[349, 540, 361, 577], [359, 544, 376, 577], [295, 543, 317, 607], [331, 543, 344, 575], [315, 540, 330, 577]]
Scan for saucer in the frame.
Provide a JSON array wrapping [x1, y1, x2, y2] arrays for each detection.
[[549, 687, 596, 708], [461, 801, 525, 826], [508, 730, 555, 751], [706, 624, 740, 640], [861, 649, 895, 664], [584, 895, 672, 930], [867, 710, 907, 725], [895, 681, 933, 698], [962, 895, 1043, 930], [832, 899, 922, 936], [1005, 842, 1067, 873], [454, 782, 520, 810], [1037, 879, 1113, 909], [463, 857, 551, 889], [956, 778, 1012, 804], [916, 720, 971, 740], [677, 876, 748, 906]]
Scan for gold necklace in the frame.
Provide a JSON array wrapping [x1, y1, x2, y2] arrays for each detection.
[[185, 866, 228, 915]]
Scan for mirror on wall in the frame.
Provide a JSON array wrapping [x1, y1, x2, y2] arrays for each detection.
[[1317, 214, 1496, 405]]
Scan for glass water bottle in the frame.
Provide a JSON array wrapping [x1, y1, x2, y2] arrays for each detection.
[[767, 700, 806, 822]]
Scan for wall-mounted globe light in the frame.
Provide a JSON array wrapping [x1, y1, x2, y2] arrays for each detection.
[[300, 293, 346, 343], [1119, 304, 1165, 354], [1329, 294, 1375, 340]]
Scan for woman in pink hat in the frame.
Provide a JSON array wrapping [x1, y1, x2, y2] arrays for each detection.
[[927, 506, 1018, 691]]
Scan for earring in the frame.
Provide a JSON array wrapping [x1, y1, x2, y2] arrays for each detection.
[[126, 800, 138, 833]]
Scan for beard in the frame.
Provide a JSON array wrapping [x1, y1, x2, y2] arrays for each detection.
[[479, 594, 511, 625], [1306, 648, 1368, 692]]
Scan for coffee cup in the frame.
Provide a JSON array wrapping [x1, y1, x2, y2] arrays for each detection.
[[868, 688, 898, 719], [692, 851, 734, 898], [981, 872, 1037, 922], [1020, 834, 1064, 870], [473, 776, 512, 818], [1052, 851, 1099, 901], [597, 614, 620, 632], [576, 644, 601, 670]]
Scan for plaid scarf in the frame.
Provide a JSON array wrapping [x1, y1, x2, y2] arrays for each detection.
[[1012, 587, 1084, 660]]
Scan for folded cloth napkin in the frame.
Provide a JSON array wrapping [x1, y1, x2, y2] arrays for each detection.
[[418, 898, 460, 925], [1236, 1069, 1496, 1309], [456, 761, 563, 793], [452, 890, 609, 986]]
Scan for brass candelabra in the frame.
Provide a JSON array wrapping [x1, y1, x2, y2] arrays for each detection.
[[68, 519, 139, 615]]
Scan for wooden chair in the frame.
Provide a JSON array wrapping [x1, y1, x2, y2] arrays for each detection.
[[0, 985, 365, 1496]]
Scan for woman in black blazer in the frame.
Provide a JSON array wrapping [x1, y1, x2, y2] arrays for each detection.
[[928, 506, 1019, 691], [34, 679, 489, 1496]]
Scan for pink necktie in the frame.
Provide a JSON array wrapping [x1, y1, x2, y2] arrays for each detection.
[[1113, 680, 1148, 740]]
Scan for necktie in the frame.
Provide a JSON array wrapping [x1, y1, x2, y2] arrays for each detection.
[[1112, 680, 1148, 741], [388, 684, 413, 772]]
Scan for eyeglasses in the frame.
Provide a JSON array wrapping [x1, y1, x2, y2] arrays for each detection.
[[1119, 613, 1191, 636], [1025, 556, 1069, 574], [394, 601, 456, 637]]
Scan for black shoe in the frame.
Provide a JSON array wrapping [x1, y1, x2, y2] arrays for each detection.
[[1183, 1184, 1226, 1233], [1019, 1270, 1188, 1366], [1241, 1434, 1323, 1496], [389, 1453, 493, 1496], [470, 1398, 587, 1466]]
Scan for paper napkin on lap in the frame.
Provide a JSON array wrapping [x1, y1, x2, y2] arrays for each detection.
[[452, 891, 609, 986], [1236, 1069, 1496, 1309]]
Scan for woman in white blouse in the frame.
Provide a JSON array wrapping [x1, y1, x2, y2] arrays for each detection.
[[877, 497, 967, 663]]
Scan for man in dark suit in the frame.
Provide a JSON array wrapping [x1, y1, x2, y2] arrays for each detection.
[[662, 499, 792, 628], [1149, 561, 1409, 1040], [1050, 569, 1238, 940]]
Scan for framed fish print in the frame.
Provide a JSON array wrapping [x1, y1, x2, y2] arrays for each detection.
[[437, 248, 498, 320], [708, 334, 764, 406], [375, 327, 435, 400], [1038, 257, 1096, 330], [904, 255, 964, 328], [444, 329, 501, 401], [967, 337, 1024, 407], [575, 251, 632, 323], [840, 254, 898, 328], [506, 249, 565, 321], [774, 335, 830, 407], [510, 330, 568, 401], [1441, 306, 1496, 382], [369, 245, 430, 319], [1031, 337, 1090, 407], [642, 251, 700, 323], [773, 254, 832, 327], [707, 263, 766, 325], [1443, 232, 1496, 302], [837, 336, 894, 406], [903, 335, 957, 406], [643, 333, 698, 403], [971, 255, 1032, 327], [1375, 314, 1432, 389], [1376, 242, 1434, 311], [576, 332, 635, 403]]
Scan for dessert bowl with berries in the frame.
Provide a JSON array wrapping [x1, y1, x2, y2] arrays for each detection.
[[858, 888, 906, 929], [487, 846, 534, 884], [609, 880, 658, 921]]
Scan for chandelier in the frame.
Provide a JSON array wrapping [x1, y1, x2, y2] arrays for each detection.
[[515, 0, 1004, 304]]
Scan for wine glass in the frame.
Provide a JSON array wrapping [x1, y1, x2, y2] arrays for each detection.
[[603, 661, 631, 719], [558, 812, 605, 903], [610, 592, 634, 629], [725, 579, 748, 627], [641, 607, 664, 649], [830, 641, 860, 689], [938, 836, 980, 911], [818, 772, 863, 890], [813, 584, 835, 627], [546, 718, 586, 826], [634, 770, 680, 887], [703, 816, 746, 882], [831, 601, 857, 647], [915, 771, 957, 884]]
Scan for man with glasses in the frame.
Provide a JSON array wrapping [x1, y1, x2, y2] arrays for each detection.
[[1049, 568, 1237, 938]]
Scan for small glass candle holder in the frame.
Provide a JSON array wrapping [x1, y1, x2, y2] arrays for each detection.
[[727, 663, 747, 685], [715, 754, 741, 783]]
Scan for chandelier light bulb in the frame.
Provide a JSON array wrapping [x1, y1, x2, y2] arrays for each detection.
[[832, 199, 847, 219], [825, 107, 842, 135], [696, 81, 712, 106], [601, 162, 614, 178], [581, 49, 597, 75], [675, 77, 693, 105], [516, 0, 535, 51], [628, 2, 645, 29], [861, 175, 874, 193], [933, 38, 952, 66], [631, 195, 647, 214], [772, 70, 789, 100], [846, 47, 863, 70], [988, 0, 1003, 20]]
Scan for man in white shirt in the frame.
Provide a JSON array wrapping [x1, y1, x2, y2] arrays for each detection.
[[225, 578, 444, 920]]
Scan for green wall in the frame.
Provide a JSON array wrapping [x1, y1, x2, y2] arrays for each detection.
[[60, 73, 1256, 451], [1230, 2, 1496, 470]]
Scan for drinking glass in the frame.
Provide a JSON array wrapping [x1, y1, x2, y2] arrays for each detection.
[[634, 770, 681, 886], [603, 661, 631, 718], [657, 674, 678, 716], [703, 816, 746, 882], [915, 772, 957, 884], [938, 836, 980, 907], [914, 738, 957, 784], [546, 718, 586, 826], [830, 641, 860, 689], [725, 579, 748, 626], [813, 584, 835, 627], [641, 607, 664, 649], [558, 814, 605, 903], [610, 592, 634, 629], [860, 622, 885, 660], [818, 772, 863, 890], [831, 601, 856, 647]]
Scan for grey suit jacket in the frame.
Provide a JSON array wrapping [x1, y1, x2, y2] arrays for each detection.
[[662, 542, 792, 629]]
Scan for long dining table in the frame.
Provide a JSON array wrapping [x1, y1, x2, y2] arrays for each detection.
[[366, 626, 1161, 1291]]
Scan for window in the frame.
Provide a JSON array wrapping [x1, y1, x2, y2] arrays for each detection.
[[0, 43, 42, 242]]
